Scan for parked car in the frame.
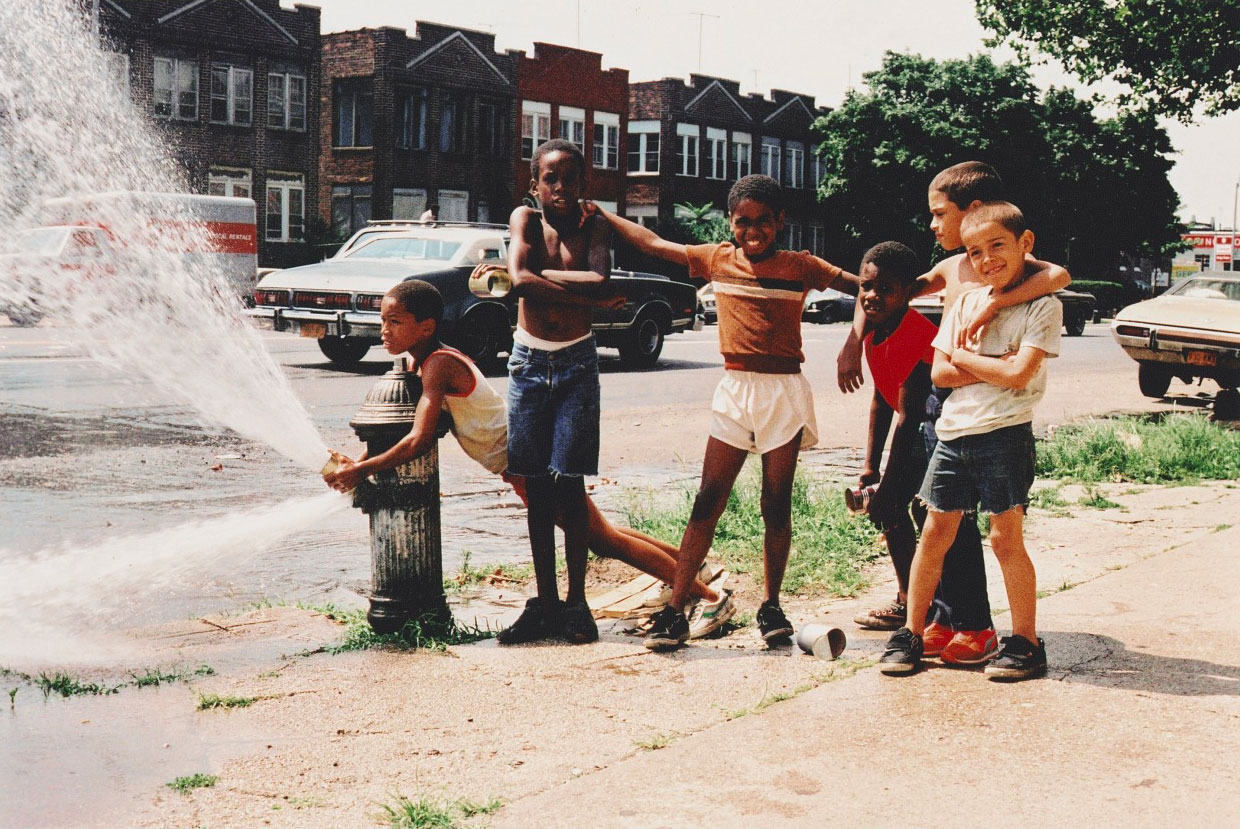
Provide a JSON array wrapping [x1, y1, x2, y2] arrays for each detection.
[[697, 282, 717, 324], [909, 287, 1095, 336], [1110, 272, 1240, 406], [802, 288, 856, 324], [247, 220, 699, 369]]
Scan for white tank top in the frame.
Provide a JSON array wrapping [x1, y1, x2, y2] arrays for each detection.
[[419, 348, 508, 474]]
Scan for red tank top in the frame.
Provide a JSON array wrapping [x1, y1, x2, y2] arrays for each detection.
[[863, 309, 937, 410]]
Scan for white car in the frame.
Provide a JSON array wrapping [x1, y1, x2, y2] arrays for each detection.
[[1111, 272, 1240, 411]]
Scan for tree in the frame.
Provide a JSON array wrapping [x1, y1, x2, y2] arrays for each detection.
[[673, 202, 732, 244], [974, 0, 1240, 122], [812, 52, 1183, 278]]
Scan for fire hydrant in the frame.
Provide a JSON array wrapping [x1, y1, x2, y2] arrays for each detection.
[[350, 357, 451, 635]]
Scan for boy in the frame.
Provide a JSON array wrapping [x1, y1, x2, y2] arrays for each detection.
[[503, 138, 622, 645], [590, 174, 859, 651], [880, 201, 1060, 680], [322, 281, 726, 641], [844, 162, 1067, 665], [853, 242, 934, 634]]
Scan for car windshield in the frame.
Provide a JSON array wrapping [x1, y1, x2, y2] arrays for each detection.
[[8, 227, 70, 255], [344, 236, 462, 262], [1165, 277, 1240, 302]]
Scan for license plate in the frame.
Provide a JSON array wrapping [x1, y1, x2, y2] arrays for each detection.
[[299, 322, 326, 339], [1186, 350, 1217, 367]]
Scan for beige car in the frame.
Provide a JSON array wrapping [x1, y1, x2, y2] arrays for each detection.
[[1110, 272, 1240, 413]]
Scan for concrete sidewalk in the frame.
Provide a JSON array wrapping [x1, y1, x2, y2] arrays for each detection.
[[495, 526, 1240, 828]]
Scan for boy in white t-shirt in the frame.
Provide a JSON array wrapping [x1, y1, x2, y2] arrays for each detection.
[[879, 202, 1061, 681]]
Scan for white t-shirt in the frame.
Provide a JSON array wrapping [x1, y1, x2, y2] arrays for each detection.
[[933, 287, 1062, 440]]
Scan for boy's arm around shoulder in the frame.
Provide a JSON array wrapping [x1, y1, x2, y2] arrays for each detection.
[[586, 201, 688, 266], [958, 257, 1070, 346]]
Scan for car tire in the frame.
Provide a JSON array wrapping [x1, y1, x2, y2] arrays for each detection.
[[448, 306, 511, 374], [1065, 313, 1086, 336], [815, 305, 835, 324], [1214, 388, 1240, 422], [1137, 363, 1172, 398], [317, 336, 373, 366], [618, 309, 666, 367]]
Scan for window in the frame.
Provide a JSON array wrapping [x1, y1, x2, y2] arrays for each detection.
[[438, 189, 469, 222], [811, 153, 826, 192], [760, 137, 781, 181], [331, 185, 371, 238], [477, 100, 503, 156], [398, 87, 427, 150], [731, 132, 751, 179], [705, 127, 726, 180], [210, 63, 252, 126], [477, 199, 490, 224], [439, 90, 467, 153], [593, 111, 619, 169], [392, 188, 428, 220], [265, 175, 304, 242], [676, 123, 700, 177], [808, 225, 825, 257], [208, 167, 251, 199], [785, 141, 804, 188], [153, 56, 197, 120], [625, 204, 658, 229], [627, 121, 660, 174], [267, 72, 306, 131], [783, 222, 802, 251], [559, 106, 585, 147], [521, 100, 550, 159], [333, 79, 373, 147]]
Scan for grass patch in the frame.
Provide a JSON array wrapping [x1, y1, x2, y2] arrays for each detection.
[[635, 732, 677, 751], [166, 773, 217, 792], [34, 671, 121, 699], [1077, 485, 1123, 510], [1, 663, 218, 700], [130, 664, 216, 688], [1028, 485, 1072, 516], [623, 466, 882, 596], [196, 692, 259, 711], [444, 551, 534, 592], [1038, 414, 1240, 483], [376, 794, 500, 828], [323, 609, 496, 655]]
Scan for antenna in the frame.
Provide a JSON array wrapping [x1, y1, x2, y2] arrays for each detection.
[[686, 11, 720, 72]]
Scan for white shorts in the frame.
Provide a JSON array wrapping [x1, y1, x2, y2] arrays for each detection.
[[710, 370, 818, 455]]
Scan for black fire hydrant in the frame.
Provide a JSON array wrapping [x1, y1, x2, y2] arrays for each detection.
[[350, 357, 451, 635]]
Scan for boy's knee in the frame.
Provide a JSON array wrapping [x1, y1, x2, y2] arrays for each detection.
[[689, 488, 728, 523]]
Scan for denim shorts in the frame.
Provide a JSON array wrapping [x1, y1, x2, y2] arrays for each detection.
[[506, 336, 600, 478], [918, 422, 1036, 516]]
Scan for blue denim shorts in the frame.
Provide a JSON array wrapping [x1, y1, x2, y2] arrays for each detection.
[[918, 422, 1036, 516], [506, 336, 600, 478]]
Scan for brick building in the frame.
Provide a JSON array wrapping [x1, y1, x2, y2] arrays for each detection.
[[626, 74, 832, 256], [100, 0, 322, 268], [514, 43, 628, 214], [319, 24, 517, 239]]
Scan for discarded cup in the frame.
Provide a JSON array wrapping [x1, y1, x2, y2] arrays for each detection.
[[795, 623, 846, 661]]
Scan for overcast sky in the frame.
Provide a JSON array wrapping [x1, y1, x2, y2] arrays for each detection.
[[304, 0, 1240, 229]]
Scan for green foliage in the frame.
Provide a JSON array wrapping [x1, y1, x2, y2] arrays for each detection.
[[166, 773, 217, 793], [196, 693, 258, 710], [323, 609, 496, 654], [812, 52, 1183, 275], [1037, 415, 1240, 483], [1077, 485, 1123, 510], [444, 551, 534, 592], [34, 671, 120, 698], [377, 794, 500, 828], [622, 466, 882, 596], [975, 0, 1240, 121], [674, 202, 732, 244]]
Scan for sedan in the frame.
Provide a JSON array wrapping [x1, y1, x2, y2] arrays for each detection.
[[802, 288, 856, 324]]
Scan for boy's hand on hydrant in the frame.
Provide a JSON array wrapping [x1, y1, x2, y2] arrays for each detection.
[[323, 454, 361, 493]]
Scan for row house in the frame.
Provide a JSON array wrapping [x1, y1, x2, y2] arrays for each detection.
[[514, 43, 628, 215], [626, 75, 832, 258], [320, 24, 518, 239], [101, 0, 322, 268]]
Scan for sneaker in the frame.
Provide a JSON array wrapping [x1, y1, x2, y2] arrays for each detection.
[[878, 627, 924, 675], [497, 597, 560, 645], [940, 628, 1000, 665], [643, 605, 690, 651], [688, 589, 737, 639], [921, 621, 954, 659], [756, 599, 794, 643], [984, 635, 1047, 681], [641, 561, 723, 609], [853, 599, 907, 631], [561, 599, 599, 644]]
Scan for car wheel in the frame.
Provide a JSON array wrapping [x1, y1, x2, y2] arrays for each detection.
[[1137, 363, 1172, 398], [618, 310, 665, 367], [815, 305, 835, 324], [448, 307, 511, 373], [317, 336, 372, 366], [1214, 389, 1240, 422], [1065, 313, 1086, 336]]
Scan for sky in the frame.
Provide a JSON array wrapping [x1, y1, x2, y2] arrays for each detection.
[[303, 0, 1240, 229]]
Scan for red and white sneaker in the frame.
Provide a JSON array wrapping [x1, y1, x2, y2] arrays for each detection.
[[940, 628, 1000, 665], [921, 622, 954, 659]]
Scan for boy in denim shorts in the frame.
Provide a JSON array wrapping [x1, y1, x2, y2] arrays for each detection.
[[590, 175, 859, 650], [880, 201, 1060, 680], [501, 139, 624, 645]]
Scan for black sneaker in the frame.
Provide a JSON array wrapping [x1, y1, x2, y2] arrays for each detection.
[[879, 627, 924, 675], [756, 599, 794, 643], [643, 605, 689, 651], [561, 599, 599, 644], [497, 597, 560, 645], [984, 635, 1047, 681]]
